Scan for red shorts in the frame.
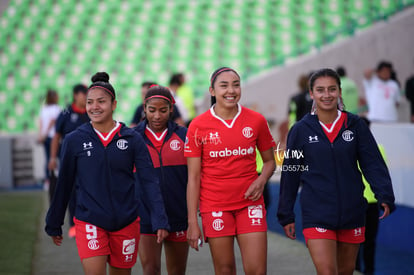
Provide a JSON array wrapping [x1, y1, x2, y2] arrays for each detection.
[[201, 204, 267, 240], [74, 217, 140, 269], [142, 230, 187, 242], [303, 227, 365, 244]]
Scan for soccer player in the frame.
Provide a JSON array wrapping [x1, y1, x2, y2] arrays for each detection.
[[130, 81, 184, 127], [45, 72, 169, 275], [277, 68, 395, 275], [134, 85, 189, 275], [185, 67, 276, 274]]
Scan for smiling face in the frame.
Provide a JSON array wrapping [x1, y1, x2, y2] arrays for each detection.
[[310, 76, 341, 113], [86, 88, 116, 125], [209, 71, 241, 109], [144, 98, 172, 132]]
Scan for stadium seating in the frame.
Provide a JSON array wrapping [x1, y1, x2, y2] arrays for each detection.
[[0, 0, 412, 132]]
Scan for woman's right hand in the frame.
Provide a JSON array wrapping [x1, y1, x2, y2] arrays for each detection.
[[187, 222, 202, 251], [156, 229, 169, 243], [283, 223, 296, 240], [51, 235, 63, 246], [379, 203, 391, 219]]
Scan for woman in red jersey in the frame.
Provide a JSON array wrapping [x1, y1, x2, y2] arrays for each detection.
[[185, 67, 276, 274]]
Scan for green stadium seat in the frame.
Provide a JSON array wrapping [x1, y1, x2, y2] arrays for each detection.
[[0, 52, 14, 78], [0, 0, 410, 132], [1, 2, 24, 29], [347, 0, 374, 27], [373, 0, 399, 16]]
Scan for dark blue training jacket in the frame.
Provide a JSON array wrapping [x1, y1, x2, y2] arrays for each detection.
[[277, 112, 395, 230], [134, 120, 188, 233], [55, 104, 90, 138], [45, 122, 169, 236]]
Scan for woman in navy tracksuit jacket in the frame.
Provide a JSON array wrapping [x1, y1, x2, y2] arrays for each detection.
[[134, 85, 189, 275], [277, 68, 395, 275], [45, 72, 169, 274]]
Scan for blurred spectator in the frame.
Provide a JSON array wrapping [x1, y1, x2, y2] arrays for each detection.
[[169, 74, 189, 126], [278, 73, 312, 149], [336, 66, 359, 114], [404, 67, 414, 123], [288, 74, 312, 128], [48, 83, 89, 239], [37, 89, 61, 183], [363, 61, 400, 122], [130, 81, 156, 127], [175, 73, 196, 122], [355, 117, 386, 275]]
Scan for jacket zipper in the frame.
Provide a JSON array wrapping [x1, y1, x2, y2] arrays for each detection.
[[330, 141, 341, 227], [330, 122, 349, 228], [147, 138, 167, 193], [334, 118, 352, 228], [103, 140, 118, 228]]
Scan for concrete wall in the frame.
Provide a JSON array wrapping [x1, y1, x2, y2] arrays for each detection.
[[0, 136, 13, 188], [0, 133, 44, 188], [241, 6, 414, 140], [371, 123, 414, 208]]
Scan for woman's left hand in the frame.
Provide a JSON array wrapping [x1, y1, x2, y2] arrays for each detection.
[[156, 229, 169, 243], [379, 203, 390, 219], [244, 179, 265, 201]]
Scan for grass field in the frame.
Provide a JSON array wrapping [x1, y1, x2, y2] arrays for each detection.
[[0, 190, 43, 274]]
